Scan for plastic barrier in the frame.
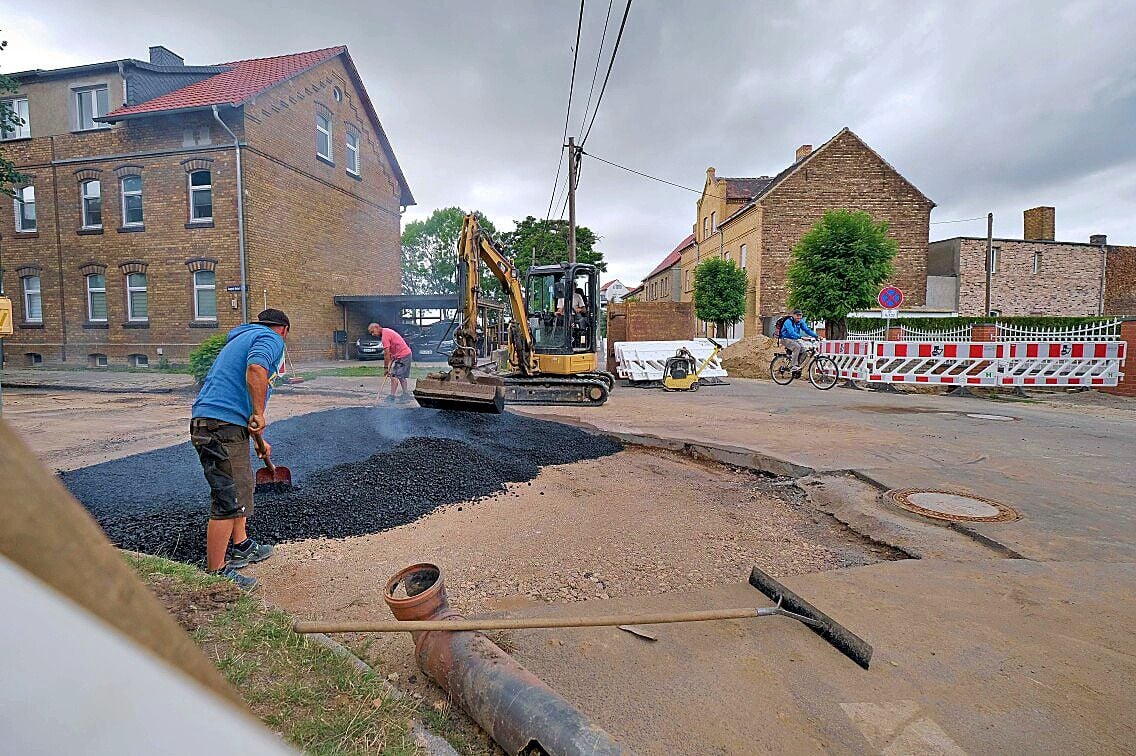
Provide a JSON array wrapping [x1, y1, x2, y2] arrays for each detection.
[[613, 339, 734, 382]]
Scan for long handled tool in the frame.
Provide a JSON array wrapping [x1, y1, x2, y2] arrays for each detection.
[[294, 566, 872, 668], [253, 433, 292, 492]]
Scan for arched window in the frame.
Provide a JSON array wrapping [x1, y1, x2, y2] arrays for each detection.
[[121, 175, 143, 227], [316, 108, 333, 162], [194, 270, 217, 321], [21, 274, 42, 323], [126, 272, 148, 321], [81, 180, 102, 228], [189, 170, 212, 222], [15, 185, 35, 232], [345, 125, 361, 175], [86, 273, 107, 321]]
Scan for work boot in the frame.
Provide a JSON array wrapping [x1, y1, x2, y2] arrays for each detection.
[[228, 539, 274, 568], [211, 564, 258, 591]]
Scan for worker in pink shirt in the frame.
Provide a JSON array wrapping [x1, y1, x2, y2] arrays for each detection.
[[369, 321, 414, 403]]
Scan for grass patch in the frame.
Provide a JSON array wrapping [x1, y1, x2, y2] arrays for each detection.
[[122, 552, 437, 756], [303, 364, 437, 380]]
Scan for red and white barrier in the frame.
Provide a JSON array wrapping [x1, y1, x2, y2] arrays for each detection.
[[818, 340, 1126, 387]]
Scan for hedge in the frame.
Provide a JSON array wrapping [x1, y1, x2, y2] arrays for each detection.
[[846, 315, 1117, 332]]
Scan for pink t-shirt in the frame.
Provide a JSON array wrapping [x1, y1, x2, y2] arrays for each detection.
[[381, 328, 412, 360]]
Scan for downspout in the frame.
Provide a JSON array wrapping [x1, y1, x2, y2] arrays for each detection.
[[50, 136, 67, 361], [212, 105, 248, 322], [1098, 243, 1107, 316]]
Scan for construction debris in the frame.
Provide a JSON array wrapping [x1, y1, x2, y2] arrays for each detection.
[[719, 334, 782, 379]]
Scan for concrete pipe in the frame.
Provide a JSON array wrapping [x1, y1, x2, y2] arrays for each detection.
[[383, 563, 628, 756]]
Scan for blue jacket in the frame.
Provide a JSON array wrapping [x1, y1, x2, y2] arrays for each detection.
[[192, 324, 286, 427], [780, 317, 818, 340]]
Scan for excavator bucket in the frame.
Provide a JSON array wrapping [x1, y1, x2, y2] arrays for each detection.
[[413, 372, 506, 414]]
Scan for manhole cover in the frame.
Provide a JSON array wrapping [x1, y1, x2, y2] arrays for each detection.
[[966, 413, 1017, 421], [887, 489, 1020, 523]]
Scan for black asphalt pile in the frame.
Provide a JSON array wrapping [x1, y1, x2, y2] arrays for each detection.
[[67, 408, 622, 565]]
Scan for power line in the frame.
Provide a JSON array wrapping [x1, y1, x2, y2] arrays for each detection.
[[579, 0, 633, 147], [930, 216, 987, 225], [576, 0, 615, 140], [583, 149, 732, 202], [545, 0, 587, 220]]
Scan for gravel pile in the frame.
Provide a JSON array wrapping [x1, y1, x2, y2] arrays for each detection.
[[720, 335, 782, 379], [66, 408, 622, 564]]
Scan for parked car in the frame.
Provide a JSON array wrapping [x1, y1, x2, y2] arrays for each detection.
[[354, 334, 384, 361], [408, 322, 457, 362]]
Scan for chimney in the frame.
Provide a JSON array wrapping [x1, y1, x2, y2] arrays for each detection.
[[795, 144, 813, 161], [149, 46, 184, 67], [1023, 206, 1055, 241], [1089, 234, 1108, 245]]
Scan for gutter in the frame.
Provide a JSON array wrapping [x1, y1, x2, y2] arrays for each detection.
[[211, 105, 248, 322]]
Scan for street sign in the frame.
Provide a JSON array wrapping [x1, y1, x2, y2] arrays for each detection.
[[225, 285, 245, 292], [881, 308, 899, 318], [878, 286, 904, 310], [0, 296, 13, 336]]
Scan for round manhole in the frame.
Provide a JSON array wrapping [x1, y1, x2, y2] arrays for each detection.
[[966, 413, 1017, 422], [887, 488, 1020, 523]]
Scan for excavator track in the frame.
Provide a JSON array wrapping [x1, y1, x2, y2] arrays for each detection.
[[503, 376, 610, 406]]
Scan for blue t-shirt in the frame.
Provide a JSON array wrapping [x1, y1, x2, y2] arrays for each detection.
[[191, 324, 286, 427]]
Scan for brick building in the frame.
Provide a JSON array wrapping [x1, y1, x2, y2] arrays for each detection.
[[640, 234, 691, 303], [0, 45, 412, 366], [640, 129, 933, 338], [928, 207, 1120, 317]]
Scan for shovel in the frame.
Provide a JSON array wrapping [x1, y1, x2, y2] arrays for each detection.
[[253, 432, 292, 492]]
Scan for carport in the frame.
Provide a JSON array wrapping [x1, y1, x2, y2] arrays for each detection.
[[333, 294, 508, 360]]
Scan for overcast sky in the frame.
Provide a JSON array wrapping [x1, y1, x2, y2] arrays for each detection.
[[5, 0, 1134, 286]]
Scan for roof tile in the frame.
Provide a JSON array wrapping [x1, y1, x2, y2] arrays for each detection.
[[645, 233, 695, 279]]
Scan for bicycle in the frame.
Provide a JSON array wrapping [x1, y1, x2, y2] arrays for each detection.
[[769, 338, 839, 390]]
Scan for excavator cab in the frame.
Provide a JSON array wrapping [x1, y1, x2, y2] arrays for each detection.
[[525, 263, 600, 375]]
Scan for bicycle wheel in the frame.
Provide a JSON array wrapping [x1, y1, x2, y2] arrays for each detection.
[[770, 354, 795, 385], [809, 355, 839, 390]]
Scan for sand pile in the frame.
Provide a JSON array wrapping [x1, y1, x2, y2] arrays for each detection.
[[720, 335, 782, 379]]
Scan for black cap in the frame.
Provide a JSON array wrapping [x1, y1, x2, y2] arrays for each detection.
[[792, 309, 804, 315], [253, 308, 290, 328]]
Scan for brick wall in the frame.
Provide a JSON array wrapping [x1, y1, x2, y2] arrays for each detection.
[[1104, 245, 1136, 316], [758, 130, 932, 317], [1100, 320, 1136, 398], [956, 239, 1105, 316], [606, 301, 694, 366]]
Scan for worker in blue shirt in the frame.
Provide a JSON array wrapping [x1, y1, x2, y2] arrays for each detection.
[[779, 309, 819, 375]]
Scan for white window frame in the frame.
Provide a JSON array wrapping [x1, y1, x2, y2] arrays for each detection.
[[188, 171, 213, 222], [121, 175, 143, 227], [989, 246, 999, 275], [126, 272, 148, 322], [740, 243, 747, 269], [702, 217, 709, 239], [75, 86, 109, 131], [711, 211, 717, 232], [193, 270, 217, 321], [1032, 252, 1041, 274], [22, 275, 42, 323], [316, 110, 333, 162], [86, 273, 107, 322], [80, 180, 102, 229], [1, 97, 30, 140], [345, 127, 360, 175], [14, 185, 35, 232]]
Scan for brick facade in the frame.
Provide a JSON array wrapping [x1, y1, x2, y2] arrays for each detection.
[[1105, 246, 1136, 316], [605, 300, 695, 367], [0, 47, 408, 366]]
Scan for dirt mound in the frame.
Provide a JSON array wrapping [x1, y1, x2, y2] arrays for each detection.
[[721, 335, 782, 379]]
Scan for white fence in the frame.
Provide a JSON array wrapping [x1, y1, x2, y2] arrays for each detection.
[[847, 326, 886, 341], [613, 339, 734, 382], [819, 339, 1126, 387], [995, 320, 1122, 342], [899, 323, 972, 341]]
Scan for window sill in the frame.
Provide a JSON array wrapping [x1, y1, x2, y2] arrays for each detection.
[[77, 227, 104, 235], [72, 127, 112, 134], [82, 321, 109, 330], [118, 225, 145, 233], [19, 322, 45, 329], [122, 321, 150, 329], [13, 231, 39, 238], [186, 221, 215, 229], [1, 136, 31, 143], [189, 320, 219, 328], [346, 170, 362, 181], [316, 154, 335, 168]]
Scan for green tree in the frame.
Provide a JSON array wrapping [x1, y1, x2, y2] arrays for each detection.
[[401, 207, 497, 295], [693, 258, 747, 337], [786, 210, 897, 339], [188, 334, 227, 384], [0, 38, 29, 196], [499, 216, 607, 273]]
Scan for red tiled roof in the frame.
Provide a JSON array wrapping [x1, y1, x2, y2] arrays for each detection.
[[718, 176, 773, 200], [644, 233, 694, 279], [105, 46, 346, 118]]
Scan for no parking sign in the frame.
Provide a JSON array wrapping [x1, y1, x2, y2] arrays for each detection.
[[878, 286, 904, 310]]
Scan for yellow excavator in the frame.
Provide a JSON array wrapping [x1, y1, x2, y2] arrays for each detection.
[[413, 214, 614, 413]]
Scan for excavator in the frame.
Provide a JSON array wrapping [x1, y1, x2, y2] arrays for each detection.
[[413, 214, 615, 413]]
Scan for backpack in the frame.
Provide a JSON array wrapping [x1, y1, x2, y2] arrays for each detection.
[[774, 315, 790, 339]]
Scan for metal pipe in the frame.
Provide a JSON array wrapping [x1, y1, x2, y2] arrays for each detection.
[[212, 105, 248, 322], [382, 563, 627, 756]]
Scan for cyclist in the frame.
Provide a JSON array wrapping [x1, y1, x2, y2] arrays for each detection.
[[779, 309, 819, 377]]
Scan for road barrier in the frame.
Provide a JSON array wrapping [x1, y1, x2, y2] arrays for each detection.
[[819, 339, 1126, 387], [613, 339, 734, 382]]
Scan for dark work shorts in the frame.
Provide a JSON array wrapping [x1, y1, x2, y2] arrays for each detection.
[[190, 418, 254, 520], [389, 357, 411, 379]]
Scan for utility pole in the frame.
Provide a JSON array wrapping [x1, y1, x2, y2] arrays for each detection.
[[567, 137, 578, 264], [985, 212, 994, 316]]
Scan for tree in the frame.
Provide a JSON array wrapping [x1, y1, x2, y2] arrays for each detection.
[[401, 207, 497, 295], [693, 257, 747, 338], [0, 38, 29, 197], [786, 210, 897, 339], [499, 216, 607, 273]]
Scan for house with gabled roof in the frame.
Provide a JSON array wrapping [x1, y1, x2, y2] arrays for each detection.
[[1, 44, 412, 365], [678, 128, 933, 337]]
